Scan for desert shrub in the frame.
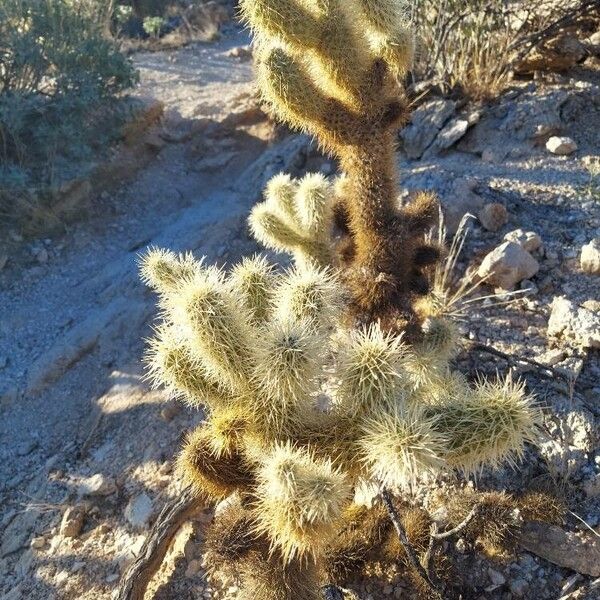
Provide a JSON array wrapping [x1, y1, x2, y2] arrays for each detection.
[[0, 0, 138, 226], [410, 0, 587, 99]]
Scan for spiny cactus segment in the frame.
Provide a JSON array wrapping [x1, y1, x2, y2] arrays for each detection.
[[241, 0, 442, 336]]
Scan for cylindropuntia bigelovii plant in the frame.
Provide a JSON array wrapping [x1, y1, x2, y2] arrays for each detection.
[[241, 0, 443, 337], [138, 1, 542, 597]]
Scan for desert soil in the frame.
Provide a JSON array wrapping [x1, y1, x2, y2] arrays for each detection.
[[1, 23, 599, 600]]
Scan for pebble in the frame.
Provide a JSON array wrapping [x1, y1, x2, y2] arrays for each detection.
[[488, 568, 506, 587], [546, 136, 578, 155], [77, 473, 117, 497], [478, 202, 508, 232], [510, 577, 529, 597], [504, 229, 543, 253], [59, 505, 86, 538], [124, 493, 154, 529], [160, 401, 182, 421], [581, 238, 600, 275], [30, 536, 46, 549]]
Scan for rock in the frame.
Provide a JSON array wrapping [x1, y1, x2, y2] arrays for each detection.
[[0, 254, 8, 271], [509, 578, 529, 597], [581, 238, 600, 275], [442, 177, 485, 234], [547, 296, 600, 349], [546, 136, 578, 155], [477, 242, 539, 290], [160, 401, 182, 421], [226, 45, 252, 61], [504, 229, 543, 253], [35, 247, 48, 264], [30, 536, 46, 549], [400, 99, 456, 159], [124, 493, 153, 529], [59, 506, 86, 538], [516, 34, 588, 74], [424, 109, 481, 156], [78, 474, 117, 497], [520, 522, 600, 577], [583, 475, 600, 498], [478, 203, 508, 232], [488, 568, 506, 587]]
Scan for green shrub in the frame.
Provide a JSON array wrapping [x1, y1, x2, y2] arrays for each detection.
[[0, 0, 138, 227]]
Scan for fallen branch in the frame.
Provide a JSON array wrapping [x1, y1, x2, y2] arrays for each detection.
[[116, 486, 204, 600], [423, 504, 481, 589], [381, 489, 442, 599], [467, 342, 568, 382]]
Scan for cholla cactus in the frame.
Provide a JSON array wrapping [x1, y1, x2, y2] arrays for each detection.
[[139, 240, 540, 597], [241, 0, 442, 335], [138, 3, 543, 597]]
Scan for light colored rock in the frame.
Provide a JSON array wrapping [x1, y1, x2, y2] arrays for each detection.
[[583, 475, 600, 498], [400, 99, 456, 159], [477, 241, 539, 290], [78, 474, 117, 497], [581, 238, 600, 275], [124, 493, 153, 529], [520, 522, 600, 576], [504, 229, 543, 253], [510, 578, 529, 597], [30, 536, 46, 549], [35, 248, 48, 264], [547, 296, 600, 349], [442, 177, 484, 234], [478, 202, 508, 232], [59, 506, 86, 538], [546, 136, 578, 155]]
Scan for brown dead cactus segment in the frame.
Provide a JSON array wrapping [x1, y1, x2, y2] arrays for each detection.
[[242, 0, 443, 335]]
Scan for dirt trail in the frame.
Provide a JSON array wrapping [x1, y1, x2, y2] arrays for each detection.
[[0, 28, 316, 599]]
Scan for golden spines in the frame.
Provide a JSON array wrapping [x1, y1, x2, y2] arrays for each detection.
[[228, 255, 275, 325], [252, 442, 352, 563], [273, 265, 341, 329], [164, 267, 254, 393], [249, 172, 334, 268], [138, 246, 201, 293], [250, 318, 322, 435], [334, 323, 407, 418], [178, 422, 254, 502], [144, 325, 230, 410], [358, 404, 447, 489], [430, 376, 540, 476]]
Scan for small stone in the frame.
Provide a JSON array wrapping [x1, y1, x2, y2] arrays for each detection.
[[477, 241, 539, 290], [488, 568, 506, 587], [510, 578, 529, 597], [59, 506, 86, 538], [124, 493, 153, 529], [226, 45, 252, 61], [35, 247, 48, 264], [383, 584, 394, 595], [0, 255, 7, 271], [185, 559, 203, 577], [105, 572, 119, 583], [504, 229, 543, 253], [546, 136, 577, 155], [581, 238, 600, 275], [583, 474, 600, 498], [543, 349, 566, 366], [455, 538, 467, 553], [78, 473, 117, 497], [160, 401, 182, 422], [478, 203, 508, 232], [548, 296, 600, 349], [30, 536, 46, 549]]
